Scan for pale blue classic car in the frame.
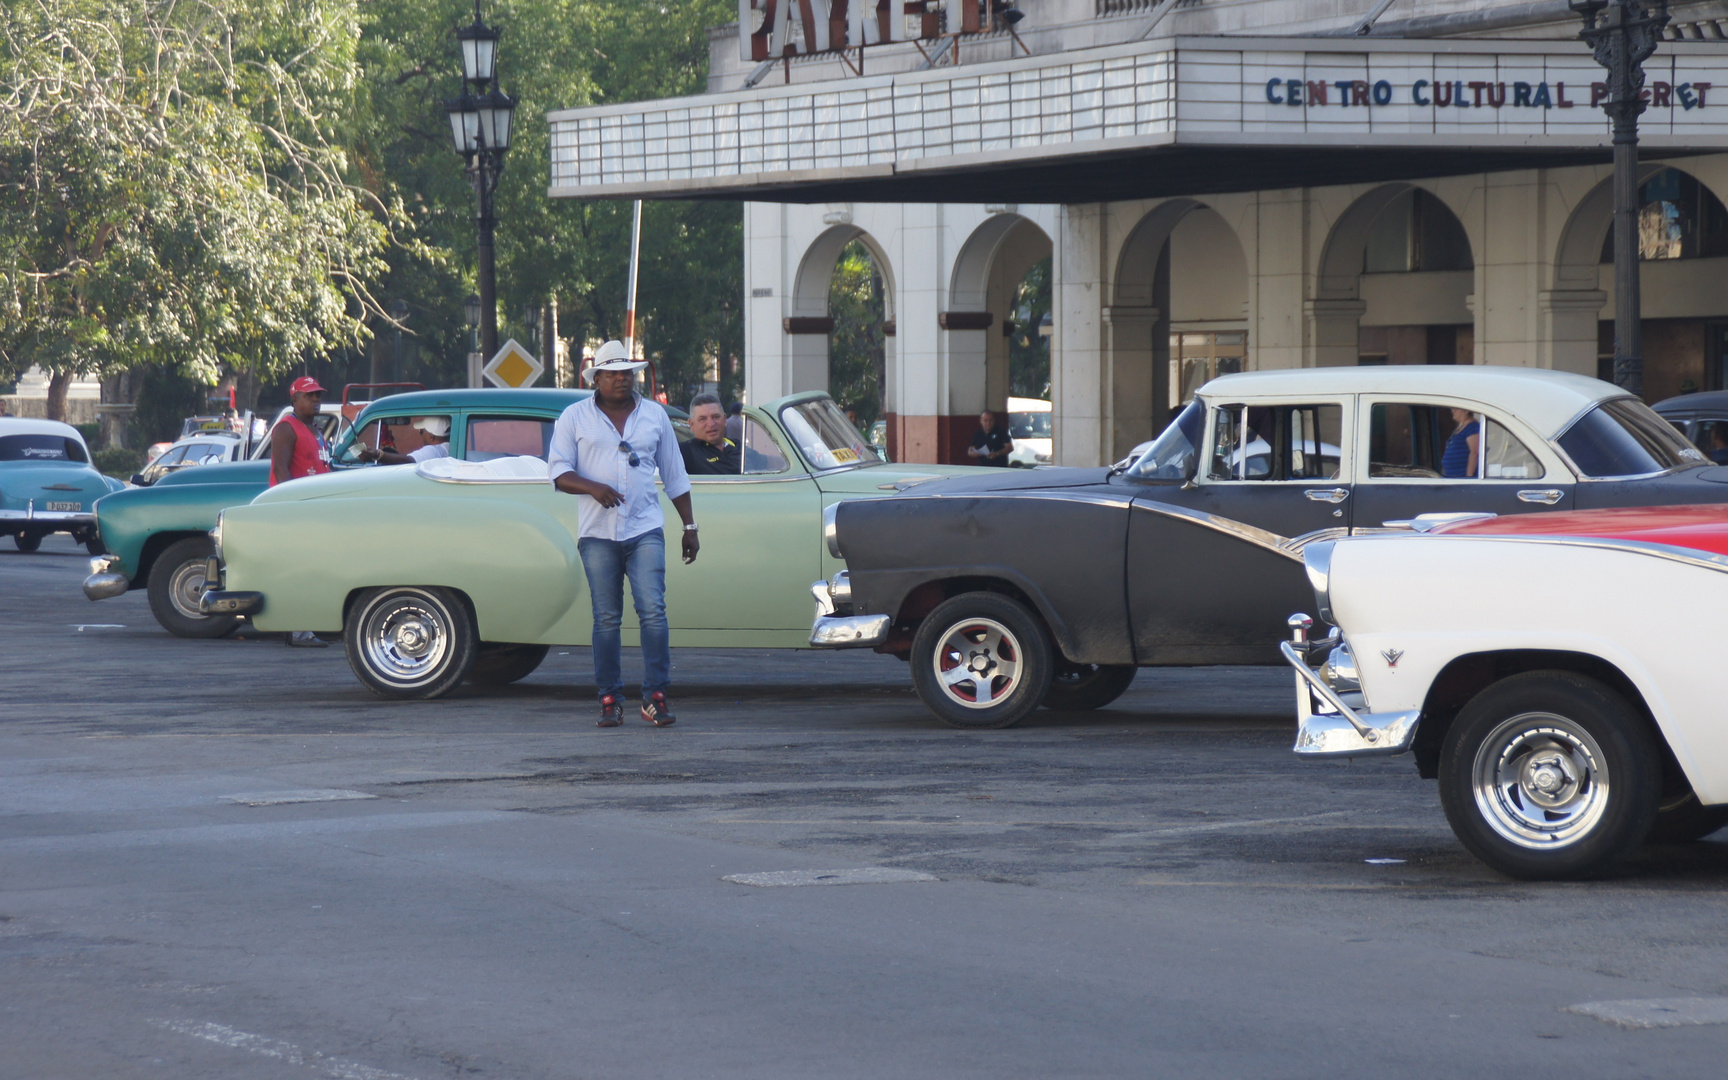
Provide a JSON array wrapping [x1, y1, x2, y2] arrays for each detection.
[[0, 418, 125, 553]]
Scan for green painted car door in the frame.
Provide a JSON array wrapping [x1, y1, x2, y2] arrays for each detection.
[[662, 472, 823, 637]]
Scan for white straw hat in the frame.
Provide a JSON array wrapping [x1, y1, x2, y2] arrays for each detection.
[[582, 340, 647, 384]]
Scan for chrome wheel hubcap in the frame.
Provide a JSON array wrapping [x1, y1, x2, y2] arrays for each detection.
[[933, 617, 1022, 709], [169, 559, 210, 620], [1472, 712, 1610, 849], [362, 596, 450, 686]]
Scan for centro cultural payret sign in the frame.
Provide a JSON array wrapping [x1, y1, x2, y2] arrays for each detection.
[[1263, 76, 1713, 111]]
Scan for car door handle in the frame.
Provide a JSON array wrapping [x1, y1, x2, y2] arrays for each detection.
[[1517, 489, 1565, 505], [1304, 488, 1349, 504]]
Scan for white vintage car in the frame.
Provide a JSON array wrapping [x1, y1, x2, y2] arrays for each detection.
[[1283, 505, 1728, 880]]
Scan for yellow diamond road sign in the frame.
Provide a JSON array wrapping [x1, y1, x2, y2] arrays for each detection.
[[483, 339, 543, 389]]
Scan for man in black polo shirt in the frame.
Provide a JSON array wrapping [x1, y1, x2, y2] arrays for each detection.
[[966, 410, 1013, 467], [681, 392, 740, 475]]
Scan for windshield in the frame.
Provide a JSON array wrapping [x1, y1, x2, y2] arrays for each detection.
[[1557, 397, 1703, 478], [1126, 400, 1204, 480], [0, 434, 88, 463], [1009, 410, 1051, 439], [778, 398, 883, 470]]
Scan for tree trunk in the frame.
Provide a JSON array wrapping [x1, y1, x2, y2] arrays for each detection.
[[46, 371, 70, 423]]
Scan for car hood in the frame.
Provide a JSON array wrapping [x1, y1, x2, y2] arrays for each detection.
[[812, 463, 989, 496], [875, 466, 1116, 496], [154, 460, 271, 487], [0, 462, 110, 507]]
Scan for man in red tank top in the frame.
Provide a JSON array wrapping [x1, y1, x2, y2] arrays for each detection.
[[269, 376, 332, 487]]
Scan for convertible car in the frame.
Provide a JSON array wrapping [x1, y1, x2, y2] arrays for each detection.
[[813, 366, 1728, 729], [1283, 506, 1728, 880], [200, 392, 980, 698]]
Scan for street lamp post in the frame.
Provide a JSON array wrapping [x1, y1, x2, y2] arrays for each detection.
[[446, 2, 516, 366], [1572, 0, 1670, 397]]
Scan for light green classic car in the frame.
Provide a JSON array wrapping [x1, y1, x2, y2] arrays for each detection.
[[203, 391, 981, 697]]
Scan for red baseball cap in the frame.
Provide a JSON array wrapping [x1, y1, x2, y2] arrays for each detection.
[[289, 376, 327, 396]]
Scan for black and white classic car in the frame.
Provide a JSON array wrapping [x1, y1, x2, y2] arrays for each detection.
[[813, 366, 1728, 729]]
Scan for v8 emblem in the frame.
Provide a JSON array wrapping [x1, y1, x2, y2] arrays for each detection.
[[1381, 648, 1404, 669]]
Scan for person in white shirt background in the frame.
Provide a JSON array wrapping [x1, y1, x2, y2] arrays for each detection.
[[358, 416, 451, 464], [547, 340, 697, 729]]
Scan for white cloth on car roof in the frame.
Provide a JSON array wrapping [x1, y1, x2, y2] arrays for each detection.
[[416, 455, 548, 483]]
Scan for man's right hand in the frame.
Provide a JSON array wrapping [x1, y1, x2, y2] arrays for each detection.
[[587, 483, 624, 508]]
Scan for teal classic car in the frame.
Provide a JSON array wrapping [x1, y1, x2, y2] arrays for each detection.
[[0, 418, 126, 553], [201, 391, 979, 698], [83, 391, 534, 637]]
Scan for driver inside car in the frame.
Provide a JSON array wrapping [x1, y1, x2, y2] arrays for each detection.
[[358, 416, 452, 465]]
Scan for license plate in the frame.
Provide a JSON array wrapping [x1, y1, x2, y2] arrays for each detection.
[[46, 501, 81, 512]]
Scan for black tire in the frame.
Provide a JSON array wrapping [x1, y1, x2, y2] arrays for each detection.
[[467, 643, 550, 686], [13, 532, 40, 553], [1438, 671, 1660, 881], [909, 591, 1053, 730], [1647, 789, 1728, 844], [146, 536, 240, 639], [344, 586, 478, 700], [84, 533, 106, 556], [1043, 663, 1137, 711]]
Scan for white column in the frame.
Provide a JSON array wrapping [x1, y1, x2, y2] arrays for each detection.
[[1102, 305, 1159, 460], [1054, 203, 1106, 466]]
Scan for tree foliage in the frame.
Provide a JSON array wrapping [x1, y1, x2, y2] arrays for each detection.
[[0, 0, 400, 397], [827, 239, 885, 425]]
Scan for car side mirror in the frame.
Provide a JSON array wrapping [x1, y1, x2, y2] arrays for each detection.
[[130, 473, 146, 486]]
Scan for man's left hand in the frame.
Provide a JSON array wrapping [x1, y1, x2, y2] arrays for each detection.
[[681, 529, 700, 565]]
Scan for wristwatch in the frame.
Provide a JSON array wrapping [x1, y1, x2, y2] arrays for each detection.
[[684, 523, 699, 532]]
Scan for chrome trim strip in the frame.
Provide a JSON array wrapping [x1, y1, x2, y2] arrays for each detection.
[[689, 474, 810, 484], [1129, 499, 1300, 561], [1281, 526, 1350, 556], [0, 509, 93, 523], [922, 490, 1135, 510], [1422, 532, 1728, 576]]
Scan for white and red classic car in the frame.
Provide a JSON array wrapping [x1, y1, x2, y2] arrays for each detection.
[[1283, 505, 1728, 880]]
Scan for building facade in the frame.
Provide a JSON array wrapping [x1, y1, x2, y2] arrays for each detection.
[[547, 0, 1728, 465]]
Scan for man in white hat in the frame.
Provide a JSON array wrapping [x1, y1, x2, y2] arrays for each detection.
[[548, 340, 697, 728]]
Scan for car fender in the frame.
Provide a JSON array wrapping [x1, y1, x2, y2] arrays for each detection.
[[223, 496, 579, 639], [95, 481, 266, 582]]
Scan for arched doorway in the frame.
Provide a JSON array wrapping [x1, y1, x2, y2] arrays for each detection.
[[785, 224, 896, 403], [1110, 201, 1249, 460], [1314, 184, 1474, 373], [828, 238, 887, 429], [1555, 165, 1728, 399], [943, 213, 1052, 463]]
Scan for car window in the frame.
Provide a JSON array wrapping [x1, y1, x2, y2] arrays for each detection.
[[0, 434, 89, 463], [342, 415, 447, 463], [188, 444, 226, 466], [1367, 404, 1544, 480], [1693, 419, 1728, 464], [1127, 400, 1203, 480], [778, 398, 879, 470], [1207, 403, 1342, 482], [1558, 398, 1703, 477], [466, 416, 554, 462], [742, 418, 790, 475], [154, 445, 189, 467]]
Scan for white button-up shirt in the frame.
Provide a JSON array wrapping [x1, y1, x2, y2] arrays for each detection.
[[547, 395, 691, 542]]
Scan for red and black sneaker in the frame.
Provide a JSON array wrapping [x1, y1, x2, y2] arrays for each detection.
[[640, 691, 676, 727], [597, 695, 624, 728]]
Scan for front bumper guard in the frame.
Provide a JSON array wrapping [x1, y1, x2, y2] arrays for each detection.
[[1279, 627, 1419, 759], [200, 589, 264, 616], [82, 555, 128, 601], [808, 571, 890, 649]]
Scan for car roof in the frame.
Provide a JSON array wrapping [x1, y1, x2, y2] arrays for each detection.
[[1199, 365, 1627, 439], [352, 387, 594, 416], [1653, 390, 1728, 415], [0, 417, 85, 442]]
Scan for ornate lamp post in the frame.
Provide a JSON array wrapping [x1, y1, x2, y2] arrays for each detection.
[[446, 2, 516, 363], [1572, 0, 1670, 396]]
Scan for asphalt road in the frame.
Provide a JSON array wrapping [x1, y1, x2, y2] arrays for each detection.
[[7, 534, 1728, 1079]]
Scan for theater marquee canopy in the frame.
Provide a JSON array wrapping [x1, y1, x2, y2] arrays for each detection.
[[546, 36, 1728, 204]]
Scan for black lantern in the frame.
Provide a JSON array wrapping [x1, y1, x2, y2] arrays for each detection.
[[445, 2, 516, 367]]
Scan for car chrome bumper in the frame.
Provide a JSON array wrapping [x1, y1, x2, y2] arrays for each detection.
[[1280, 637, 1419, 758], [808, 571, 889, 648], [199, 589, 264, 616], [0, 507, 94, 526], [82, 555, 129, 601]]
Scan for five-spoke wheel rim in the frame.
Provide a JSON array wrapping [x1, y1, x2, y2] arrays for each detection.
[[168, 558, 211, 620], [1472, 712, 1611, 849], [932, 617, 1023, 709], [361, 594, 451, 688]]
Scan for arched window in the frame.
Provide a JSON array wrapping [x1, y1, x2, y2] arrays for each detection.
[[1600, 168, 1728, 262], [1363, 189, 1473, 273]]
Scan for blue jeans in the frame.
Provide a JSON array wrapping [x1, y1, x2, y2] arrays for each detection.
[[578, 528, 669, 701]]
